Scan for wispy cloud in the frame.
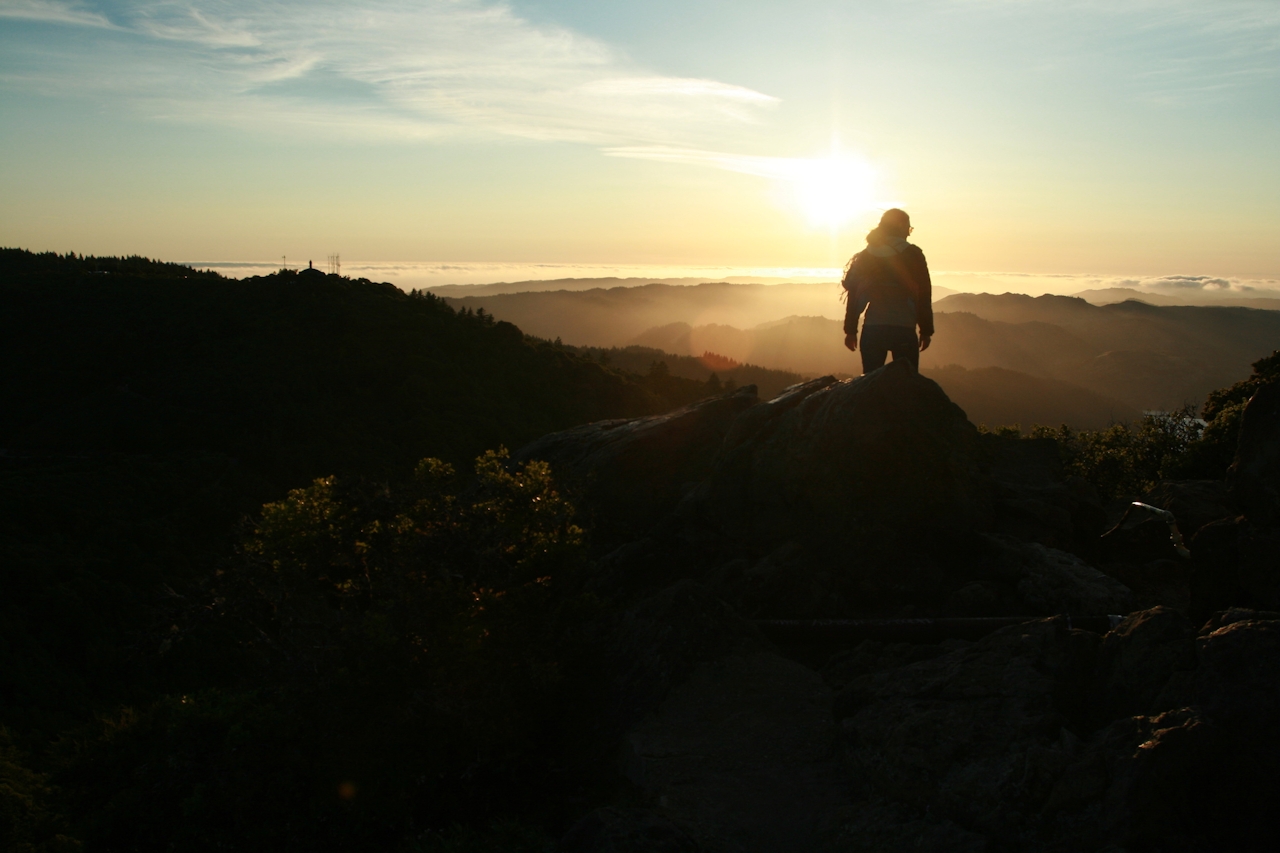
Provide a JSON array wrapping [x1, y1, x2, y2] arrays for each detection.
[[1119, 275, 1269, 294], [955, 0, 1280, 104], [604, 147, 806, 179], [0, 0, 114, 28], [0, 1, 780, 148], [131, 4, 261, 48]]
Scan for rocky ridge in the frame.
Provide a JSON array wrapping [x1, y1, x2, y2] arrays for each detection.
[[515, 361, 1280, 852]]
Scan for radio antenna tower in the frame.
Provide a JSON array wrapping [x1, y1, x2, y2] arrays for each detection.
[[327, 253, 341, 276]]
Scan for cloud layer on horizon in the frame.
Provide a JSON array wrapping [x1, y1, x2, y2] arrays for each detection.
[[180, 260, 1280, 301], [935, 270, 1280, 300]]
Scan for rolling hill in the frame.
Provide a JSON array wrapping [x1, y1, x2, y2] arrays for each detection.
[[441, 284, 1280, 417]]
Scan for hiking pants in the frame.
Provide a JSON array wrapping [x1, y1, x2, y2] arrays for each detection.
[[860, 324, 919, 374]]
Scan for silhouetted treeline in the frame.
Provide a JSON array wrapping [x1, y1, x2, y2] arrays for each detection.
[[0, 247, 226, 280], [0, 249, 687, 484]]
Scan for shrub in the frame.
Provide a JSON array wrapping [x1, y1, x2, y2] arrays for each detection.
[[1181, 350, 1280, 476], [1028, 406, 1204, 500], [56, 451, 608, 852]]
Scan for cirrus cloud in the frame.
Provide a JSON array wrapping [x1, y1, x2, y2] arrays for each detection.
[[0, 0, 780, 148]]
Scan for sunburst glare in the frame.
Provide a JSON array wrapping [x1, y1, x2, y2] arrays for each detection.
[[784, 156, 877, 229]]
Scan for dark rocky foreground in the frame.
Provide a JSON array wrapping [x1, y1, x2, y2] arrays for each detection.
[[515, 362, 1280, 852]]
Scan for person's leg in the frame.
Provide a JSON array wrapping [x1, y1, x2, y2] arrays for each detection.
[[860, 325, 890, 373], [887, 326, 920, 371]]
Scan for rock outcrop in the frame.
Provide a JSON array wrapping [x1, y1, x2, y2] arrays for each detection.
[[677, 363, 990, 549], [512, 385, 758, 547], [1189, 382, 1280, 617], [508, 364, 1280, 852], [1227, 381, 1280, 524], [523, 364, 1117, 619], [828, 609, 1280, 851], [984, 434, 1108, 555]]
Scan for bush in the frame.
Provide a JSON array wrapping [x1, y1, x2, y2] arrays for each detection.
[[1027, 406, 1204, 500], [55, 451, 610, 852], [1016, 352, 1280, 500], [1182, 350, 1280, 476], [1, 729, 78, 853]]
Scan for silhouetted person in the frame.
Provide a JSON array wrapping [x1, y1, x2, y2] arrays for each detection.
[[842, 209, 934, 374]]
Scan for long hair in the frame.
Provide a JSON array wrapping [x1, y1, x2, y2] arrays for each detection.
[[844, 209, 909, 287]]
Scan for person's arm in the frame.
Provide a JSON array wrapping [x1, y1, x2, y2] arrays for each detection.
[[843, 256, 867, 351], [843, 290, 863, 351], [910, 247, 934, 350]]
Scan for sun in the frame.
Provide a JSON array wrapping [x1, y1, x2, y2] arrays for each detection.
[[787, 156, 877, 229]]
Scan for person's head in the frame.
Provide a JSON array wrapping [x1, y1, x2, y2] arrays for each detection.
[[879, 209, 911, 238], [867, 209, 912, 245]]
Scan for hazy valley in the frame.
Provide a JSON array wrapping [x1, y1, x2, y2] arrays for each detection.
[[441, 283, 1280, 429]]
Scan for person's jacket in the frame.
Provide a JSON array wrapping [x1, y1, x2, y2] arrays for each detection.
[[842, 241, 934, 337]]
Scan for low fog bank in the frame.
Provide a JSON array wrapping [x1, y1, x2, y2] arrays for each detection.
[[429, 270, 1280, 304]]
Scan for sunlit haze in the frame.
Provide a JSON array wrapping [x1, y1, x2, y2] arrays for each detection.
[[3, 0, 1279, 282]]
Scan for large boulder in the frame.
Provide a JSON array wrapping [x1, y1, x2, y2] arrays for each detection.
[[512, 385, 758, 547], [1099, 481, 1228, 613], [1188, 382, 1280, 613], [1188, 517, 1247, 622], [1142, 479, 1231, 538], [1091, 611, 1280, 850], [1227, 381, 1280, 524], [677, 362, 990, 551], [833, 617, 1100, 846], [1091, 606, 1197, 722], [822, 609, 1280, 851], [983, 434, 1108, 556], [620, 646, 855, 853], [1011, 541, 1134, 616], [606, 579, 770, 729], [1194, 610, 1280, 734]]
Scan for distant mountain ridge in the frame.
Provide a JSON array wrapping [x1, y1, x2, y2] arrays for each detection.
[[629, 317, 1139, 429], [1072, 286, 1280, 310], [428, 276, 848, 296], [440, 280, 958, 345], [441, 283, 1280, 420], [930, 293, 1280, 408]]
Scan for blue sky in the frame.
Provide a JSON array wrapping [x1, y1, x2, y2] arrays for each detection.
[[2, 0, 1278, 280]]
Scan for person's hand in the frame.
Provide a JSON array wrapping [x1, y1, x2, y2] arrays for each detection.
[[919, 334, 931, 352], [844, 333, 858, 352]]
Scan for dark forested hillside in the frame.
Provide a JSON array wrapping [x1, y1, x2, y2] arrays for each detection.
[[0, 249, 675, 484], [0, 249, 729, 852]]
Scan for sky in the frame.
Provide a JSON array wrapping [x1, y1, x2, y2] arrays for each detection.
[[2, 0, 1279, 287]]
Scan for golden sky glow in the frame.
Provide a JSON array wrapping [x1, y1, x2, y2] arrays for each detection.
[[2, 1, 1279, 282]]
